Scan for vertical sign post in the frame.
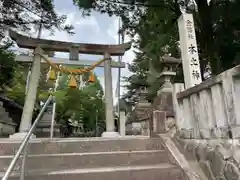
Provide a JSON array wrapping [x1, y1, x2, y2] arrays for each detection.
[[178, 13, 202, 88]]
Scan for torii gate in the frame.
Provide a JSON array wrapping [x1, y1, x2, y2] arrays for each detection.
[[9, 30, 131, 138]]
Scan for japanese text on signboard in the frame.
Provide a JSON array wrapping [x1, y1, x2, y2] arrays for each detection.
[[186, 20, 194, 39], [186, 19, 201, 82]]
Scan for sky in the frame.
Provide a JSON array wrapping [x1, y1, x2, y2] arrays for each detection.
[[39, 1, 135, 104]]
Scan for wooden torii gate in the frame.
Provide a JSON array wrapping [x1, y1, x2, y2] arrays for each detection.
[[9, 30, 131, 138]]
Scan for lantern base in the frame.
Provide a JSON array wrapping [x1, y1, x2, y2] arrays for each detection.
[[9, 132, 36, 140], [101, 131, 120, 138]]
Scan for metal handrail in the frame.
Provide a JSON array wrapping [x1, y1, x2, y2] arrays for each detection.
[[1, 95, 53, 180]]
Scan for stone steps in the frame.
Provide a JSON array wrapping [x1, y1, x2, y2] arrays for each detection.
[[0, 137, 187, 180], [0, 150, 173, 172], [0, 106, 11, 122], [7, 164, 186, 180], [0, 102, 16, 137], [0, 137, 164, 155]]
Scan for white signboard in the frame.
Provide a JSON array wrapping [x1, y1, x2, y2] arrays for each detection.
[[178, 13, 202, 88]]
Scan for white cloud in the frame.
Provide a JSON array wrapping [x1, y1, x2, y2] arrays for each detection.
[[42, 12, 100, 42], [107, 17, 119, 44], [75, 16, 100, 33]]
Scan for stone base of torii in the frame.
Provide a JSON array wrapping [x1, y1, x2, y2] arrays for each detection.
[[8, 30, 131, 139]]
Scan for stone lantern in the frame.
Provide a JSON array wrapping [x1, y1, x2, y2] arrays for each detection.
[[157, 55, 181, 95], [135, 86, 151, 118], [138, 86, 149, 104]]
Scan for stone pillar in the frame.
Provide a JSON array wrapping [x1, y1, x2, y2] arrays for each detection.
[[152, 110, 167, 134], [172, 83, 185, 130], [119, 111, 126, 137], [10, 46, 42, 139], [178, 13, 202, 88], [102, 52, 119, 137]]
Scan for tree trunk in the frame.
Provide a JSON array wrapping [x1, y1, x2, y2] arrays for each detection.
[[196, 0, 220, 75]]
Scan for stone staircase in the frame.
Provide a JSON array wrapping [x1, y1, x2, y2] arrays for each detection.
[[0, 137, 189, 180], [0, 101, 16, 137]]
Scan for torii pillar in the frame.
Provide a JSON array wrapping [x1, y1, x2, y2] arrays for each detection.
[[102, 52, 117, 137], [8, 30, 131, 138]]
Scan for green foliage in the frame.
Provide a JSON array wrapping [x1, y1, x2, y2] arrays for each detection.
[[0, 0, 74, 106], [55, 88, 105, 136], [73, 0, 182, 106], [55, 72, 105, 136], [3, 63, 56, 106], [0, 0, 74, 41], [2, 57, 106, 136], [4, 64, 27, 105], [0, 49, 17, 88], [74, 0, 240, 108]]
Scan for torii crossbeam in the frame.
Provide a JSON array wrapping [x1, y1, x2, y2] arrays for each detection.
[[15, 55, 125, 68], [9, 30, 131, 138], [9, 30, 131, 56]]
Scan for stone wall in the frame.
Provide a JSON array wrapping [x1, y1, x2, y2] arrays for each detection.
[[174, 138, 240, 180], [171, 65, 240, 180], [173, 65, 240, 139]]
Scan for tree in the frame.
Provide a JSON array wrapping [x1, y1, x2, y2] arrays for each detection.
[[74, 0, 240, 108], [0, 0, 74, 41], [4, 64, 26, 105], [0, 0, 74, 103], [0, 49, 17, 89], [121, 3, 182, 104], [74, 0, 183, 106], [74, 0, 240, 73], [3, 62, 56, 107], [55, 71, 106, 137]]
